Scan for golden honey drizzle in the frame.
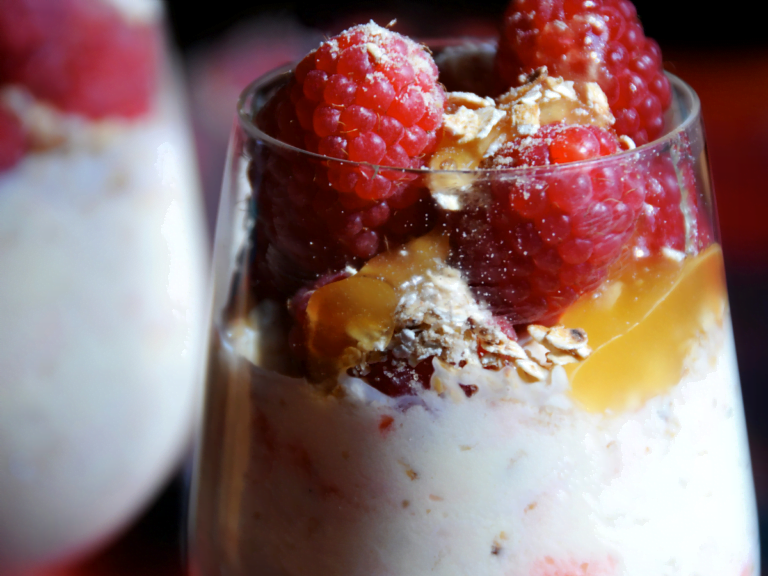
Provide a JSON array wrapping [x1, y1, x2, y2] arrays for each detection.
[[561, 245, 727, 412]]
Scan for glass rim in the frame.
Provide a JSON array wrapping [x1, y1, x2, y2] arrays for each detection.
[[236, 52, 701, 176]]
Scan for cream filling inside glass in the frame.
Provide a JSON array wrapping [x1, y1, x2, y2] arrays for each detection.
[[205, 315, 758, 576]]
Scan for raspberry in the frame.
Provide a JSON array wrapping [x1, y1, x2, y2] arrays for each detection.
[[633, 154, 686, 254], [496, 0, 671, 144], [249, 145, 436, 298], [0, 0, 158, 118], [250, 23, 445, 294], [492, 123, 621, 168], [631, 138, 713, 256], [0, 106, 27, 172], [450, 124, 646, 325], [349, 354, 435, 397], [278, 22, 445, 196]]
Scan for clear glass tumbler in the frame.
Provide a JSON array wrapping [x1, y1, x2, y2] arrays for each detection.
[[189, 54, 760, 576]]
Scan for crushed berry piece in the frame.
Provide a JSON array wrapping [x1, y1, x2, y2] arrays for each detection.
[[459, 384, 479, 398], [355, 355, 435, 397]]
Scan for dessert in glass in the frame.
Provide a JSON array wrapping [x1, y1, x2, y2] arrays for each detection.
[[0, 0, 207, 572], [190, 2, 760, 575]]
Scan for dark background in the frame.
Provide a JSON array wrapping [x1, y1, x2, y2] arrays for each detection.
[[164, 0, 768, 50]]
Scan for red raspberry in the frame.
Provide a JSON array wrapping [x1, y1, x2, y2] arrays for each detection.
[[632, 138, 713, 256], [495, 123, 621, 167], [249, 138, 436, 299], [0, 106, 27, 172], [0, 0, 158, 119], [633, 154, 686, 254], [496, 0, 671, 144], [349, 354, 435, 397], [450, 124, 646, 325], [250, 23, 444, 294], [279, 22, 445, 196]]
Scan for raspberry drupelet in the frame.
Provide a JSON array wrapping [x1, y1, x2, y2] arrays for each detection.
[[631, 141, 713, 257], [251, 23, 446, 293], [496, 0, 671, 144]]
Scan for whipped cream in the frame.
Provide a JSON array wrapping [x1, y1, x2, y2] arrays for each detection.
[[193, 318, 758, 576]]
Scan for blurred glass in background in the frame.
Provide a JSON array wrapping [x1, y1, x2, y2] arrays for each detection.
[[0, 0, 207, 574]]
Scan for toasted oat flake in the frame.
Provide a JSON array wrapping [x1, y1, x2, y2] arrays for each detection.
[[443, 106, 506, 144], [516, 358, 548, 380], [575, 346, 592, 359], [545, 326, 588, 351], [447, 92, 495, 108], [547, 350, 580, 366], [366, 42, 385, 63], [524, 324, 592, 368], [527, 324, 549, 343]]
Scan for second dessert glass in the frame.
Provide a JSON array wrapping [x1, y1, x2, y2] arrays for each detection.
[[189, 54, 760, 576], [0, 1, 208, 571]]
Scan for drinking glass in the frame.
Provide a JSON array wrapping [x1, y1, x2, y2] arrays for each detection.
[[189, 53, 760, 576], [0, 1, 208, 571]]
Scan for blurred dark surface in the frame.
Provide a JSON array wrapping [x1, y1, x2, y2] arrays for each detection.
[[27, 477, 187, 576], [36, 2, 768, 575], [164, 0, 768, 50]]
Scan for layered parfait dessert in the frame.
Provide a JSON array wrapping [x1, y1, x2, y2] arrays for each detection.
[[0, 0, 207, 572], [191, 1, 760, 575]]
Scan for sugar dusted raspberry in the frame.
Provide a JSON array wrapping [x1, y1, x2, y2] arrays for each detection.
[[491, 123, 620, 168], [450, 124, 646, 325], [0, 106, 27, 172], [278, 22, 445, 197], [0, 0, 158, 119], [250, 23, 444, 294], [496, 0, 670, 144]]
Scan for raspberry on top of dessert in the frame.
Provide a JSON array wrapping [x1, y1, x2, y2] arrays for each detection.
[[495, 0, 671, 144], [250, 23, 446, 294], [246, 3, 715, 411]]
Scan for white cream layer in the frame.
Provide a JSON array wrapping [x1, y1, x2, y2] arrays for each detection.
[[0, 74, 208, 570], [198, 320, 759, 576]]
